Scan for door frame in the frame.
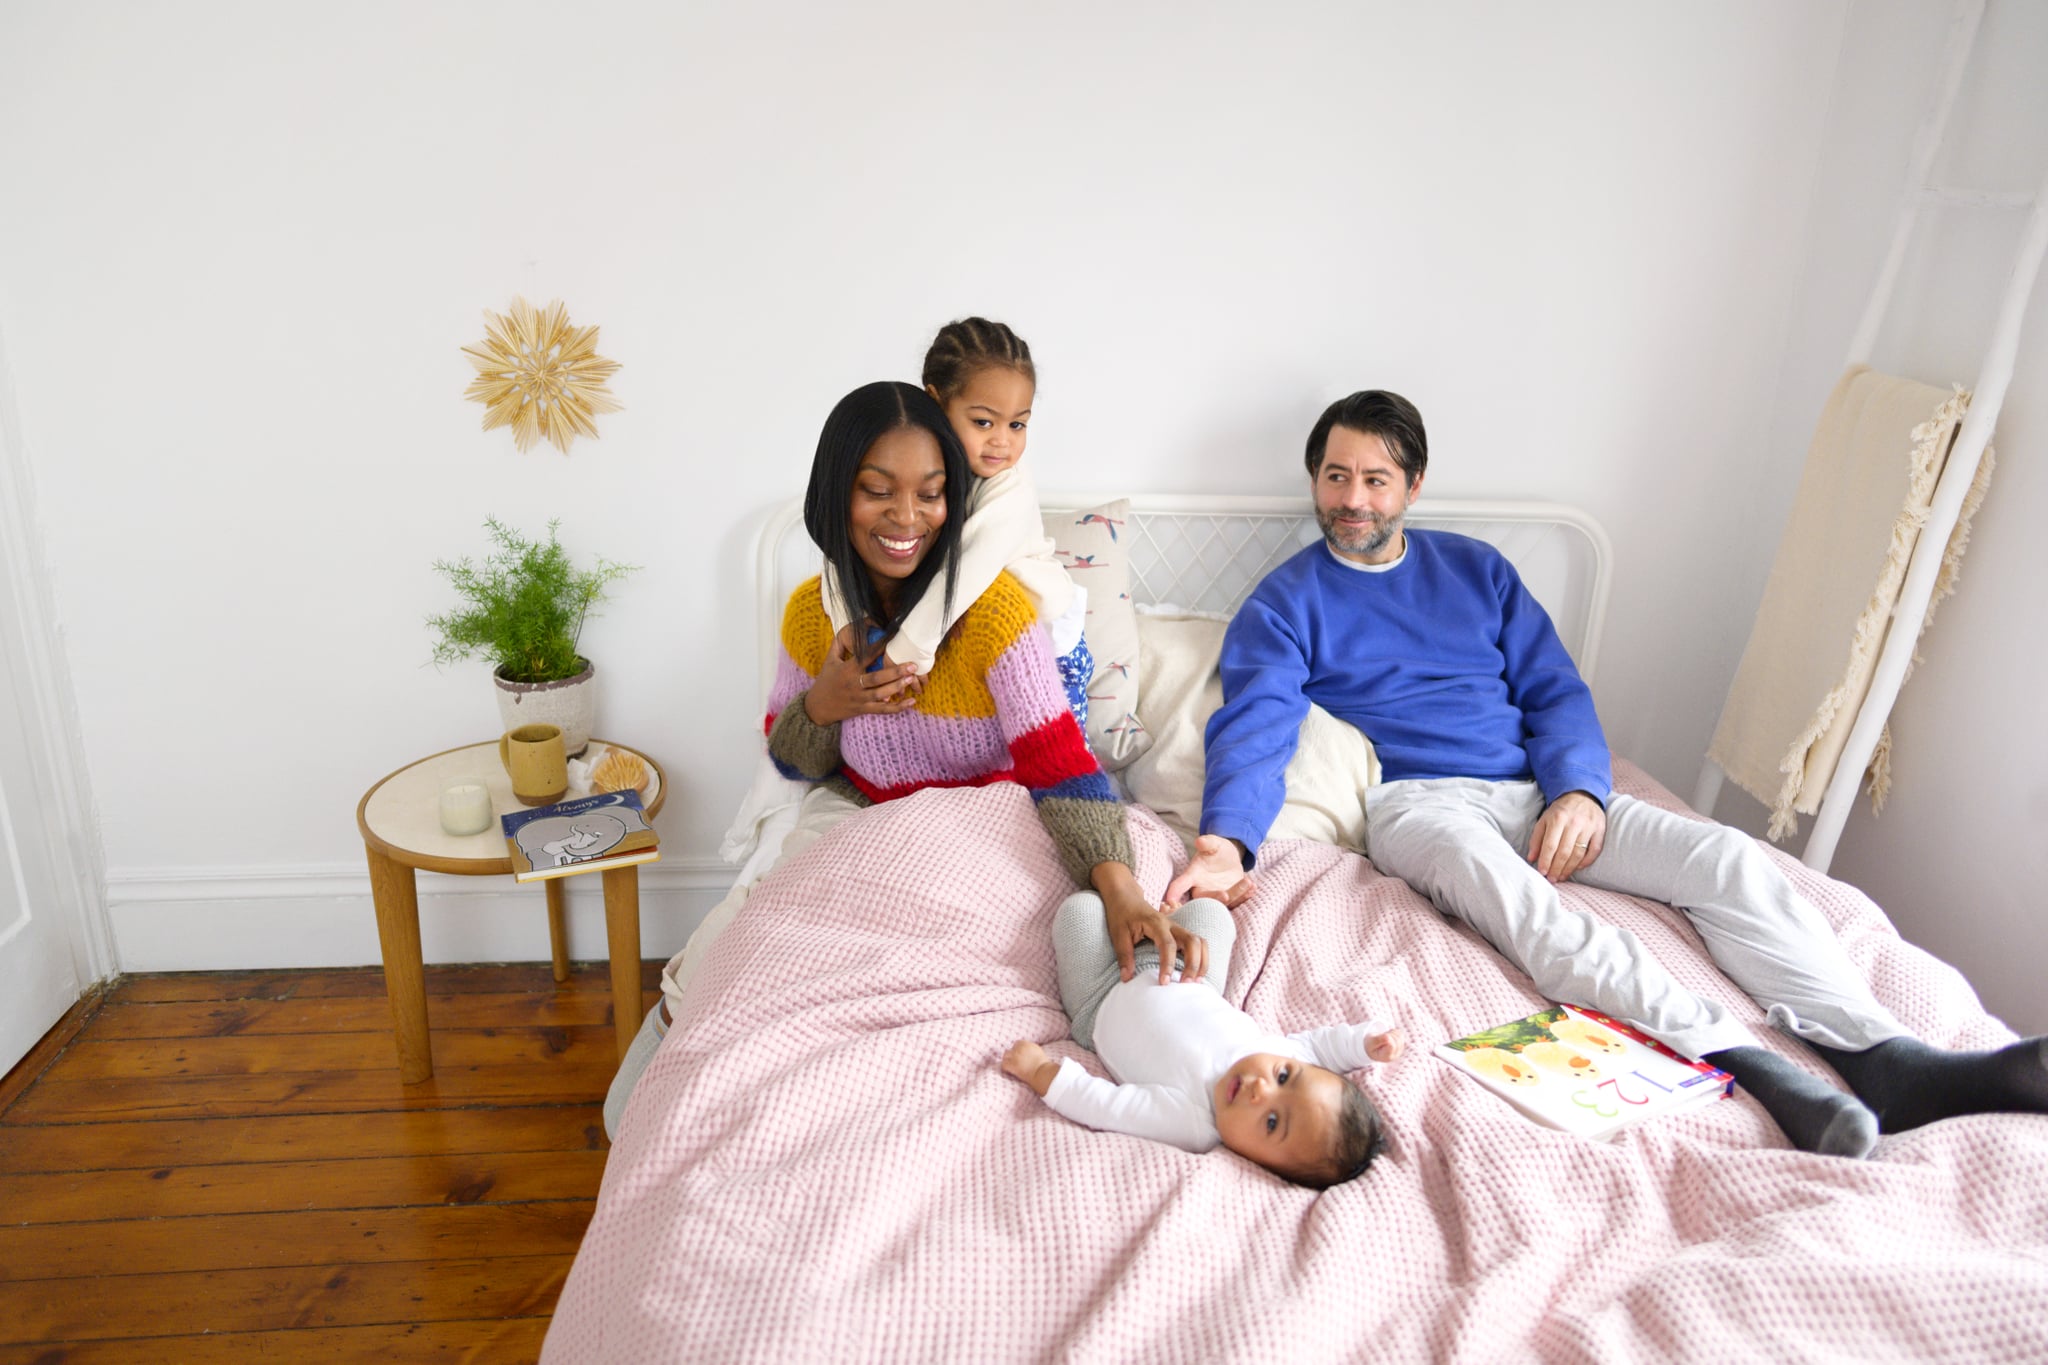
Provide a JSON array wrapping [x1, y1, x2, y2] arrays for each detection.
[[0, 322, 115, 1064]]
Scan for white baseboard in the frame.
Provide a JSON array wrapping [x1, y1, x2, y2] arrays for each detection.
[[106, 857, 737, 973]]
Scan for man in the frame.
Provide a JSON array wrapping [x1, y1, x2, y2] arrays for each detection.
[[1164, 389, 2047, 1157]]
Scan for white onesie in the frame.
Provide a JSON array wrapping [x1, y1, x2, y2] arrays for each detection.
[[1041, 970, 1385, 1153]]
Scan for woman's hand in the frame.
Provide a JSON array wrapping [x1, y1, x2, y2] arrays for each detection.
[[804, 624, 923, 726], [1527, 790, 1606, 883], [1002, 1040, 1059, 1096], [1094, 862, 1206, 985]]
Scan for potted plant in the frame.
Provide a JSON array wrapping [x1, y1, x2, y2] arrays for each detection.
[[427, 517, 636, 756]]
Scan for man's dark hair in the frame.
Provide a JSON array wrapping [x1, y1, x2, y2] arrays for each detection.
[[803, 380, 968, 650], [1304, 390, 1428, 487], [1296, 1075, 1388, 1190]]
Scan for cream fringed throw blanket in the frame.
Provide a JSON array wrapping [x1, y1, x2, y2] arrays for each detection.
[[1708, 365, 1994, 839]]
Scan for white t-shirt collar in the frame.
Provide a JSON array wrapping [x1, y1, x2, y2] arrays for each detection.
[[1324, 534, 1408, 573]]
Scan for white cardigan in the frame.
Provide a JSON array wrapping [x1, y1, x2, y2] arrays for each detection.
[[823, 463, 1078, 675]]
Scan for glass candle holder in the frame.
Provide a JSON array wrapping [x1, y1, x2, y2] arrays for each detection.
[[438, 781, 494, 837]]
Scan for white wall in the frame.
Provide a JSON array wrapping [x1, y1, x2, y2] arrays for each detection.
[[1706, 1, 2048, 1035], [0, 2, 1859, 969]]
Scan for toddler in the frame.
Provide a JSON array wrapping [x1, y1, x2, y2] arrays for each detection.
[[1002, 895, 1404, 1188], [824, 317, 1094, 722]]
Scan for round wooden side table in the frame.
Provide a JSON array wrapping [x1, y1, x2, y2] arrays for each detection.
[[356, 739, 667, 1083]]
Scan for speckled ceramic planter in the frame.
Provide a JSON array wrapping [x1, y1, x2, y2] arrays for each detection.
[[494, 659, 596, 757]]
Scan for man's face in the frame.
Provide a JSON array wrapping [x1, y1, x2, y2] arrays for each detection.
[[1313, 427, 1421, 565]]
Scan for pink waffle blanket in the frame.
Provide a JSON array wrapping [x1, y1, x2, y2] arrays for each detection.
[[545, 765, 2048, 1363]]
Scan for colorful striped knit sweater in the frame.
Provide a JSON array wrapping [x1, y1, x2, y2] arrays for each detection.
[[766, 572, 1131, 885]]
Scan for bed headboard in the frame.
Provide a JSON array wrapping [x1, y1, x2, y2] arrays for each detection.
[[755, 493, 1613, 698]]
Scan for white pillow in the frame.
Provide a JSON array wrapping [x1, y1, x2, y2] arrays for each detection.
[[1043, 499, 1149, 770], [719, 751, 809, 884], [1120, 611, 1380, 853]]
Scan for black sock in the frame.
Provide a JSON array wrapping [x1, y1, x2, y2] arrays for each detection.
[[1810, 1035, 2048, 1133], [1703, 1046, 1878, 1158]]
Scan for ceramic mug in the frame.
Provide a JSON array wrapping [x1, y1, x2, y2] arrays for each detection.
[[499, 723, 568, 807]]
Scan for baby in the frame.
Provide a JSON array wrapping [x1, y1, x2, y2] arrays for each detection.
[[1002, 895, 1404, 1188]]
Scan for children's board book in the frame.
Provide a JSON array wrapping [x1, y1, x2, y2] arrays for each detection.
[[1435, 1004, 1734, 1141], [501, 789, 660, 883]]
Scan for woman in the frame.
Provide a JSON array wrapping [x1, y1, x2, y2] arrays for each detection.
[[604, 381, 1192, 1137]]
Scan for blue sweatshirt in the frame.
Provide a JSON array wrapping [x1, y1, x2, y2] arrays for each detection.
[[1201, 531, 1612, 866]]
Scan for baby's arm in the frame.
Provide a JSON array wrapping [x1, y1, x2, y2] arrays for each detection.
[[999, 1042, 1213, 1151], [1292, 1021, 1406, 1072], [1002, 1040, 1061, 1095]]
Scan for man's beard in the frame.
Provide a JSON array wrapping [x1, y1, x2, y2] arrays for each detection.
[[1319, 507, 1400, 558]]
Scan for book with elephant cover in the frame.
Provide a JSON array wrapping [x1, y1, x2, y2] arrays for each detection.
[[501, 788, 660, 883], [1435, 1004, 1734, 1141]]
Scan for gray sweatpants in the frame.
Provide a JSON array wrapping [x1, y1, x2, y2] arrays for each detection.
[[1053, 893, 1236, 1050], [1363, 778, 1910, 1060]]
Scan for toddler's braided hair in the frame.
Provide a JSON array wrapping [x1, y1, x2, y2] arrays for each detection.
[[922, 317, 1036, 401]]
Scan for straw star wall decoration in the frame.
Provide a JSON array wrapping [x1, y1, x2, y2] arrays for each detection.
[[461, 297, 622, 455]]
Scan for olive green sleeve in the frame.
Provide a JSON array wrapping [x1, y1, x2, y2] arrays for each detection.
[[768, 690, 843, 781]]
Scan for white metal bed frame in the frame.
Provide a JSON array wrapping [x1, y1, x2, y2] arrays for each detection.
[[755, 494, 1614, 705], [1690, 0, 2048, 873]]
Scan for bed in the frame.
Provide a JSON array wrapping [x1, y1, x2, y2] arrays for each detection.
[[543, 495, 2048, 1364]]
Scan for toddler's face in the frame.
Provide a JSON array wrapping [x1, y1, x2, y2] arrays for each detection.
[[1213, 1053, 1345, 1180], [939, 366, 1033, 478]]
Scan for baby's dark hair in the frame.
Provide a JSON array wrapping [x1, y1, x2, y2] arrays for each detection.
[[1297, 1074, 1388, 1190], [922, 317, 1035, 402]]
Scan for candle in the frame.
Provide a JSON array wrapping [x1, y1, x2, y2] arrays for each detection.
[[438, 782, 494, 837]]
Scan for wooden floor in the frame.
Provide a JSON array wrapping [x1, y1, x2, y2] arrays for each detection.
[[0, 961, 657, 1363]]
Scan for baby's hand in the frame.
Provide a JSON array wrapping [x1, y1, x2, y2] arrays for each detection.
[[1002, 1040, 1057, 1095], [1367, 1027, 1406, 1065]]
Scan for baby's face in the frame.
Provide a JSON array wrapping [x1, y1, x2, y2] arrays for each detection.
[[940, 365, 1033, 478], [1213, 1053, 1345, 1180]]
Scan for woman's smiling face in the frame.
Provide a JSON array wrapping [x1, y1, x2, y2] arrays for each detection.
[[848, 424, 949, 609]]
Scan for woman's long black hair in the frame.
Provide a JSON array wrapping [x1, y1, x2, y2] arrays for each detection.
[[803, 380, 969, 651]]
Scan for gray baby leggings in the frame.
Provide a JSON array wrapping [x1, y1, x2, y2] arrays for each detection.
[[1052, 893, 1236, 1050], [1363, 777, 1909, 1060]]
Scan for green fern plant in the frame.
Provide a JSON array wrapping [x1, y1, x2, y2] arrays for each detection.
[[427, 518, 637, 683]]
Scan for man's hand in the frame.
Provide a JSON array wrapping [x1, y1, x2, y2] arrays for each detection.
[[1366, 1027, 1406, 1065], [804, 625, 923, 726], [1161, 834, 1255, 909], [1002, 1040, 1060, 1096], [1095, 861, 1206, 985], [1528, 790, 1605, 882]]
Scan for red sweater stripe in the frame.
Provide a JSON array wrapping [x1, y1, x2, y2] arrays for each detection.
[[1008, 712, 1102, 790]]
